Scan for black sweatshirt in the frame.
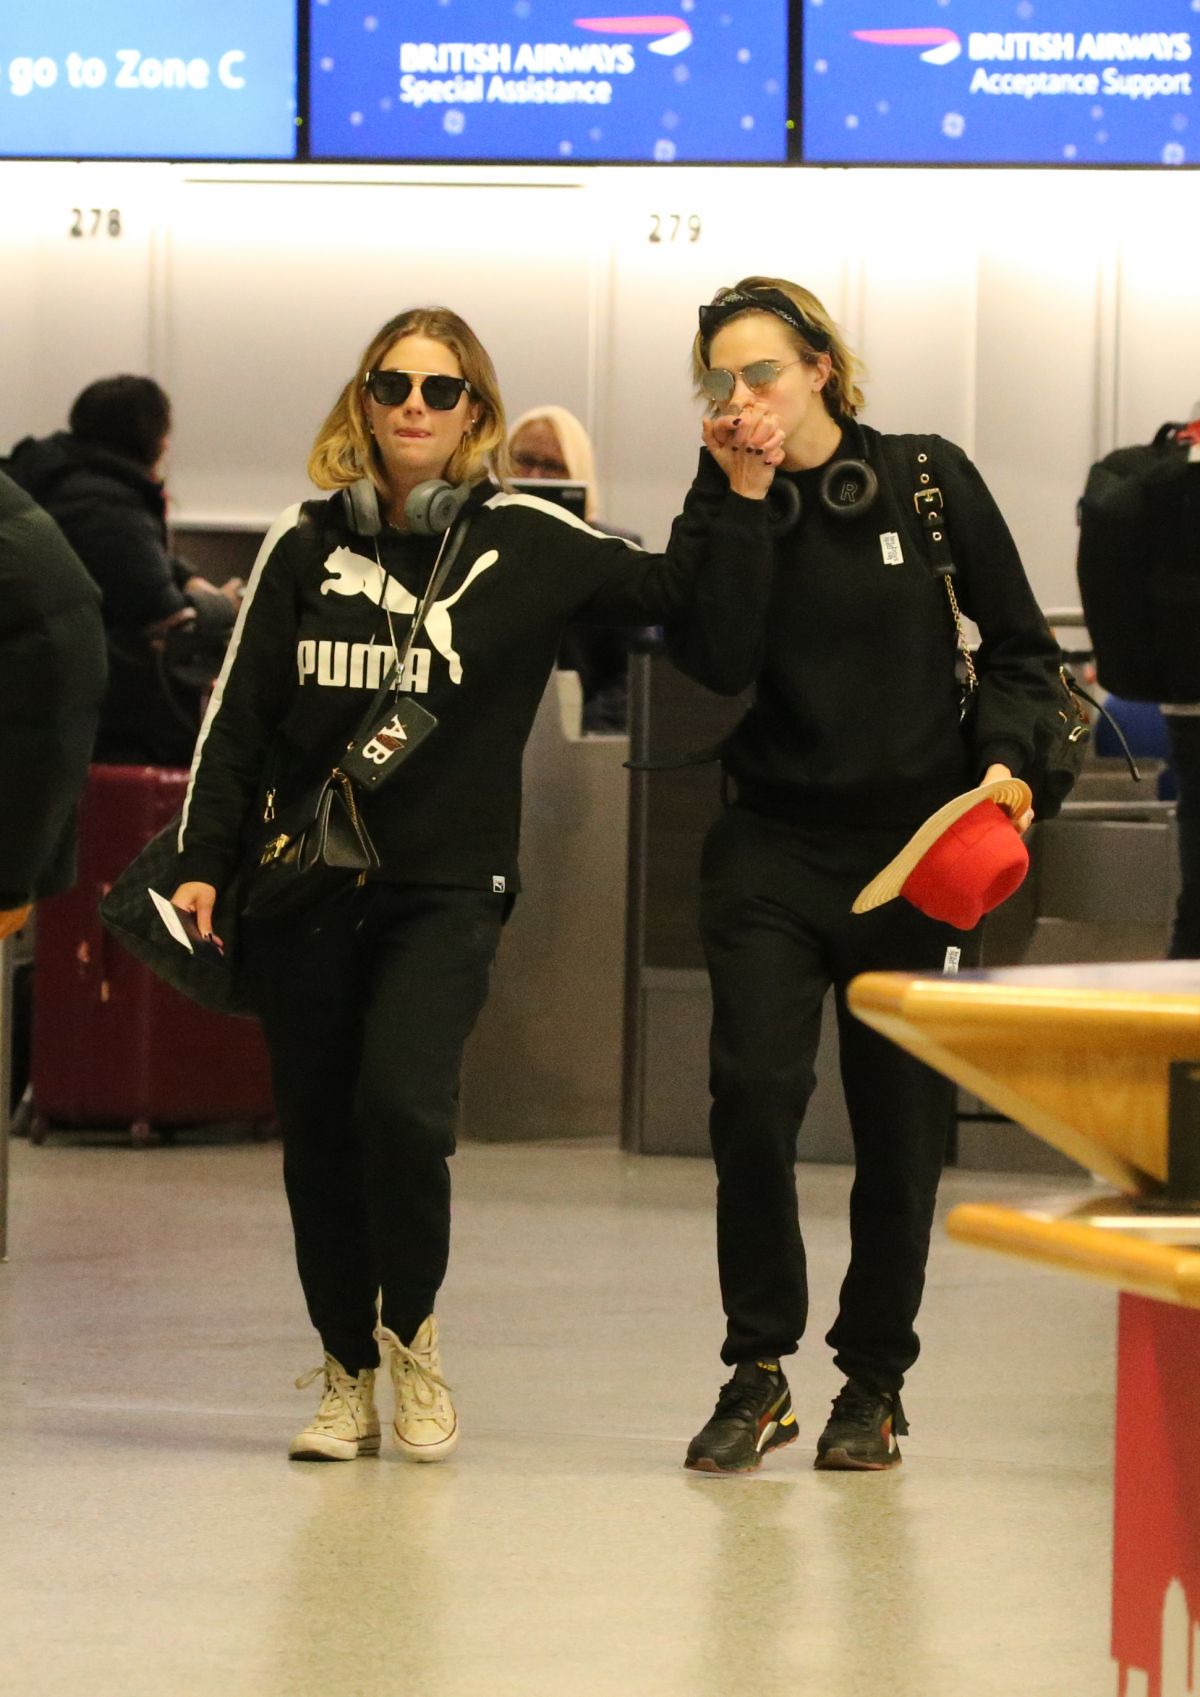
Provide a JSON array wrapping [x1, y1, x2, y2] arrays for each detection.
[[670, 426, 1062, 830], [176, 472, 770, 895]]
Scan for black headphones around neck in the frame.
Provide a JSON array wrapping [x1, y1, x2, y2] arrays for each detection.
[[340, 475, 474, 538], [771, 415, 879, 534]]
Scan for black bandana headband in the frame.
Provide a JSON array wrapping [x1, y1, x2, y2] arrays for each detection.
[[697, 287, 832, 358]]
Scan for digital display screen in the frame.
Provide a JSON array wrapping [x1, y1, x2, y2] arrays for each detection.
[[0, 0, 297, 160], [308, 0, 790, 163], [801, 0, 1197, 166]]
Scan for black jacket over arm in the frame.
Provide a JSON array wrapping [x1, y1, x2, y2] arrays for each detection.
[[0, 471, 107, 907]]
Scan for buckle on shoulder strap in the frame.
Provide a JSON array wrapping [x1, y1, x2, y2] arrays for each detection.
[[914, 486, 944, 515]]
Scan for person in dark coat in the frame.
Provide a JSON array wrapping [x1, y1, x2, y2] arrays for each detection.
[[0, 470, 106, 939], [6, 377, 239, 769]]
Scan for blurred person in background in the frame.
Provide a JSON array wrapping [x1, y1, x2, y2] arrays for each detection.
[[509, 405, 645, 733], [7, 376, 240, 769], [0, 469, 106, 943]]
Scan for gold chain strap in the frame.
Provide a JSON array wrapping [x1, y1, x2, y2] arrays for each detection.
[[335, 770, 366, 834], [943, 574, 978, 696]]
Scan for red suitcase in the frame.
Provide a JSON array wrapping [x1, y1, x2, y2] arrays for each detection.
[[30, 764, 275, 1145]]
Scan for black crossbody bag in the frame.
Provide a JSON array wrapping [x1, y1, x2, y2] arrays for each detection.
[[241, 507, 475, 919], [909, 445, 1137, 819]]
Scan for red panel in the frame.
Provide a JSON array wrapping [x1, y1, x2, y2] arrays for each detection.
[[31, 764, 273, 1128], [1112, 1293, 1200, 1696]]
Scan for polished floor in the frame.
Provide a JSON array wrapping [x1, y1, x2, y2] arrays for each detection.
[[1, 1135, 1115, 1697]]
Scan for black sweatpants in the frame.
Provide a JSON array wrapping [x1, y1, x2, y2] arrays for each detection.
[[700, 804, 972, 1392], [243, 883, 506, 1373]]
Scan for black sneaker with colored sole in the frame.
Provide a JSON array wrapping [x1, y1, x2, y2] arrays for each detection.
[[685, 1360, 799, 1474], [814, 1378, 908, 1471]]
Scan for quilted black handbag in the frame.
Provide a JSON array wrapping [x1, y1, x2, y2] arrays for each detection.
[[99, 821, 254, 1016], [97, 772, 378, 1013]]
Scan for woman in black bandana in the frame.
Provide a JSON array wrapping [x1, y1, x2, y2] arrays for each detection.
[[675, 277, 1057, 1474]]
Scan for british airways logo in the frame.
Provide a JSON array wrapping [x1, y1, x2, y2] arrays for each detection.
[[575, 14, 694, 57], [852, 27, 963, 66], [399, 15, 694, 79]]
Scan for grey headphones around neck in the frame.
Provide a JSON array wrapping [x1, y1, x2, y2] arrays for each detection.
[[341, 475, 474, 538]]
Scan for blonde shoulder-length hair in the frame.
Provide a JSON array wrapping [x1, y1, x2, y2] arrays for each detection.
[[508, 404, 600, 523], [308, 306, 511, 493], [691, 275, 866, 420]]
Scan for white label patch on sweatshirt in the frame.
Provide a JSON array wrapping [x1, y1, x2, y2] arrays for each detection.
[[880, 532, 904, 566]]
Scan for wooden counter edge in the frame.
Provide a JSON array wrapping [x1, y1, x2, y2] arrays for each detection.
[[848, 971, 1200, 1040], [946, 1203, 1200, 1308], [847, 973, 1152, 1193]]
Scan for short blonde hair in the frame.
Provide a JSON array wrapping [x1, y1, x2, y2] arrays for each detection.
[[508, 404, 599, 523], [308, 306, 511, 492], [691, 276, 866, 420]]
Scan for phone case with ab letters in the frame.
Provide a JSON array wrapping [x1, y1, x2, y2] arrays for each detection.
[[340, 694, 438, 790]]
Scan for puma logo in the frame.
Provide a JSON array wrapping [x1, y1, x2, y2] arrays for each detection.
[[320, 545, 499, 685]]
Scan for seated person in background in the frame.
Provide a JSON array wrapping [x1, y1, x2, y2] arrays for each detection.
[[0, 470, 106, 941], [509, 405, 645, 734], [6, 376, 241, 769]]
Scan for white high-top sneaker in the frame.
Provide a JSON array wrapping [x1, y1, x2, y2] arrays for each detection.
[[373, 1315, 458, 1461], [289, 1355, 381, 1461]]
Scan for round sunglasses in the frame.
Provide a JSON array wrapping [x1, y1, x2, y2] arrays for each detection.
[[699, 358, 803, 408], [364, 369, 472, 410]]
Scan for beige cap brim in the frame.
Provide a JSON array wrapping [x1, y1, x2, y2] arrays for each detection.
[[851, 777, 1033, 915]]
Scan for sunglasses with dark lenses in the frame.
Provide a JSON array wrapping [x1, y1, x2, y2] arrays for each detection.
[[699, 358, 802, 408], [364, 369, 472, 410]]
